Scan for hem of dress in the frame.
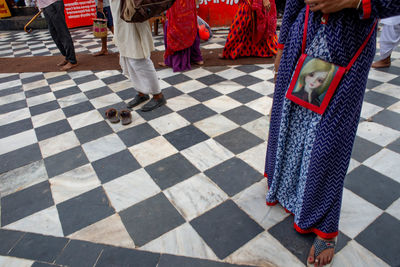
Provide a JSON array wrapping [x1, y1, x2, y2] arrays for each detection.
[[264, 172, 339, 239]]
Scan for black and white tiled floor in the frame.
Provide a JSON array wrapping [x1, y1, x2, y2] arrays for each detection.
[[0, 28, 400, 267]]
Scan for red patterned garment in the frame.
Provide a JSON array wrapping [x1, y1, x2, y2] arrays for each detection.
[[222, 0, 278, 59], [165, 0, 197, 58]]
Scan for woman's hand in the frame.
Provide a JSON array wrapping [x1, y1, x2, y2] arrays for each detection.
[[305, 0, 359, 14], [274, 49, 283, 83], [263, 0, 271, 12]]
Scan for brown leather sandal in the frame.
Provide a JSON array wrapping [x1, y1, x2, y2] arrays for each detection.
[[105, 108, 120, 123], [119, 109, 132, 125]]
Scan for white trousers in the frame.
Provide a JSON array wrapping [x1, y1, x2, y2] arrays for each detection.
[[380, 22, 400, 59], [120, 56, 161, 95]]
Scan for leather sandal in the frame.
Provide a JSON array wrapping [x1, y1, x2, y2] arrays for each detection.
[[119, 109, 132, 125], [105, 108, 120, 123]]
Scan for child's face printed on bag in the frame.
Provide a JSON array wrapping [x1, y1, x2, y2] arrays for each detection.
[[305, 71, 328, 91]]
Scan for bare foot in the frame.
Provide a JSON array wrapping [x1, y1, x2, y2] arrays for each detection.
[[308, 237, 335, 267], [158, 62, 167, 67], [194, 61, 204, 65], [218, 53, 224, 59], [93, 50, 109, 57], [60, 62, 78, 71], [57, 60, 68, 67]]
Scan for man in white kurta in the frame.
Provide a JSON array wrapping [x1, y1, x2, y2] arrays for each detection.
[[372, 15, 400, 68], [110, 0, 166, 111]]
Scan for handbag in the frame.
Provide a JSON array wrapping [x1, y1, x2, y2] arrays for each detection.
[[93, 12, 108, 38], [285, 5, 377, 115], [120, 0, 176, 23]]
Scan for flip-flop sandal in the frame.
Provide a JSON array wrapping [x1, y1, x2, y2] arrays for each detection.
[[119, 109, 132, 125], [105, 108, 120, 123], [308, 238, 336, 267]]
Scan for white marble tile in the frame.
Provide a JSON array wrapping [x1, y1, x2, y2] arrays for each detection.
[[82, 134, 126, 162], [225, 231, 304, 267], [165, 94, 200, 112], [31, 109, 66, 128], [0, 108, 30, 126], [49, 164, 100, 204], [77, 79, 107, 92], [49, 79, 76, 91], [0, 129, 37, 155], [68, 214, 135, 248], [209, 81, 245, 95], [0, 160, 48, 197], [363, 148, 400, 183], [4, 206, 64, 236], [194, 114, 238, 138], [148, 113, 190, 135], [246, 96, 273, 117], [68, 71, 94, 79], [174, 80, 207, 94], [332, 240, 390, 267], [128, 136, 178, 167], [26, 92, 56, 107], [39, 131, 79, 158], [360, 101, 385, 120], [242, 116, 270, 141], [0, 91, 25, 106], [203, 95, 242, 113], [155, 68, 176, 79], [181, 139, 234, 172], [356, 121, 400, 146], [182, 68, 213, 79], [67, 109, 103, 130], [103, 168, 161, 212], [237, 142, 268, 174], [339, 189, 382, 238], [388, 101, 400, 114], [233, 179, 288, 230], [141, 222, 219, 260], [249, 68, 274, 81], [44, 71, 66, 79], [108, 80, 133, 92], [0, 79, 21, 90], [164, 173, 228, 221], [202, 43, 224, 49], [158, 79, 171, 90], [371, 82, 400, 98], [57, 92, 88, 108], [386, 198, 400, 221], [89, 94, 122, 109], [347, 158, 361, 174], [94, 70, 121, 79], [0, 256, 34, 267], [367, 69, 397, 83], [216, 68, 247, 80]]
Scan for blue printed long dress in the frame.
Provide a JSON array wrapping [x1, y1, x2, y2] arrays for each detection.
[[265, 1, 400, 238]]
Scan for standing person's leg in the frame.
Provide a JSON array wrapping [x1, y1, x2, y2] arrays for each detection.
[[94, 6, 114, 56], [190, 31, 203, 65], [372, 23, 400, 68]]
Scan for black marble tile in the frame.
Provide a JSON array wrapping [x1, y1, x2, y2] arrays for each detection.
[[29, 100, 59, 116], [355, 213, 400, 266], [1, 181, 54, 226], [101, 74, 128, 85], [191, 200, 263, 259], [0, 143, 42, 175], [35, 119, 72, 141], [227, 88, 263, 104], [57, 187, 115, 236], [231, 75, 263, 87], [203, 66, 230, 73], [363, 90, 399, 108], [371, 110, 400, 131], [197, 74, 226, 86], [24, 86, 52, 98], [366, 79, 382, 89], [9, 233, 68, 262], [158, 254, 251, 267], [44, 146, 89, 178], [31, 262, 62, 267], [162, 86, 184, 99], [74, 120, 113, 144], [116, 88, 137, 101], [178, 104, 217, 123], [387, 138, 400, 154], [118, 123, 159, 147], [336, 231, 351, 254], [351, 136, 382, 163], [136, 104, 174, 121], [0, 99, 27, 115], [0, 85, 22, 97], [120, 193, 185, 246], [96, 246, 160, 267], [62, 101, 95, 118], [388, 75, 400, 86], [53, 86, 81, 99], [164, 125, 209, 151], [92, 149, 141, 183], [205, 158, 263, 196], [0, 74, 19, 84], [0, 118, 33, 139], [55, 240, 104, 267], [0, 229, 24, 255], [21, 74, 45, 84], [214, 128, 263, 154], [163, 73, 192, 85], [268, 215, 314, 263], [222, 105, 263, 125], [189, 87, 222, 102], [84, 86, 113, 99], [345, 165, 400, 209], [47, 74, 70, 85], [234, 65, 263, 73], [145, 153, 199, 189], [73, 74, 98, 85]]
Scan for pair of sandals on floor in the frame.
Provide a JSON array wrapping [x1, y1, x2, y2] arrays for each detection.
[[308, 237, 336, 267], [105, 108, 132, 125]]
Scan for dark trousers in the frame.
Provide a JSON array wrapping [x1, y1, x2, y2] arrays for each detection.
[[275, 0, 286, 15], [42, 1, 77, 64]]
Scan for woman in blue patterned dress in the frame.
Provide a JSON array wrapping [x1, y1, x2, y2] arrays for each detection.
[[265, 0, 400, 266]]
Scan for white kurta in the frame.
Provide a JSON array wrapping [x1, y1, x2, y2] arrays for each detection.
[[379, 15, 400, 59]]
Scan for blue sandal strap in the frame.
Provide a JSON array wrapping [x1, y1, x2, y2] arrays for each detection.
[[314, 238, 336, 258]]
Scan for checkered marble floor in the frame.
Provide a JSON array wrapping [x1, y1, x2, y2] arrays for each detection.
[[0, 27, 229, 58], [0, 29, 400, 266]]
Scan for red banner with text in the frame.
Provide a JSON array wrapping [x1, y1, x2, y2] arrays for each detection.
[[64, 0, 96, 28], [197, 0, 239, 27]]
